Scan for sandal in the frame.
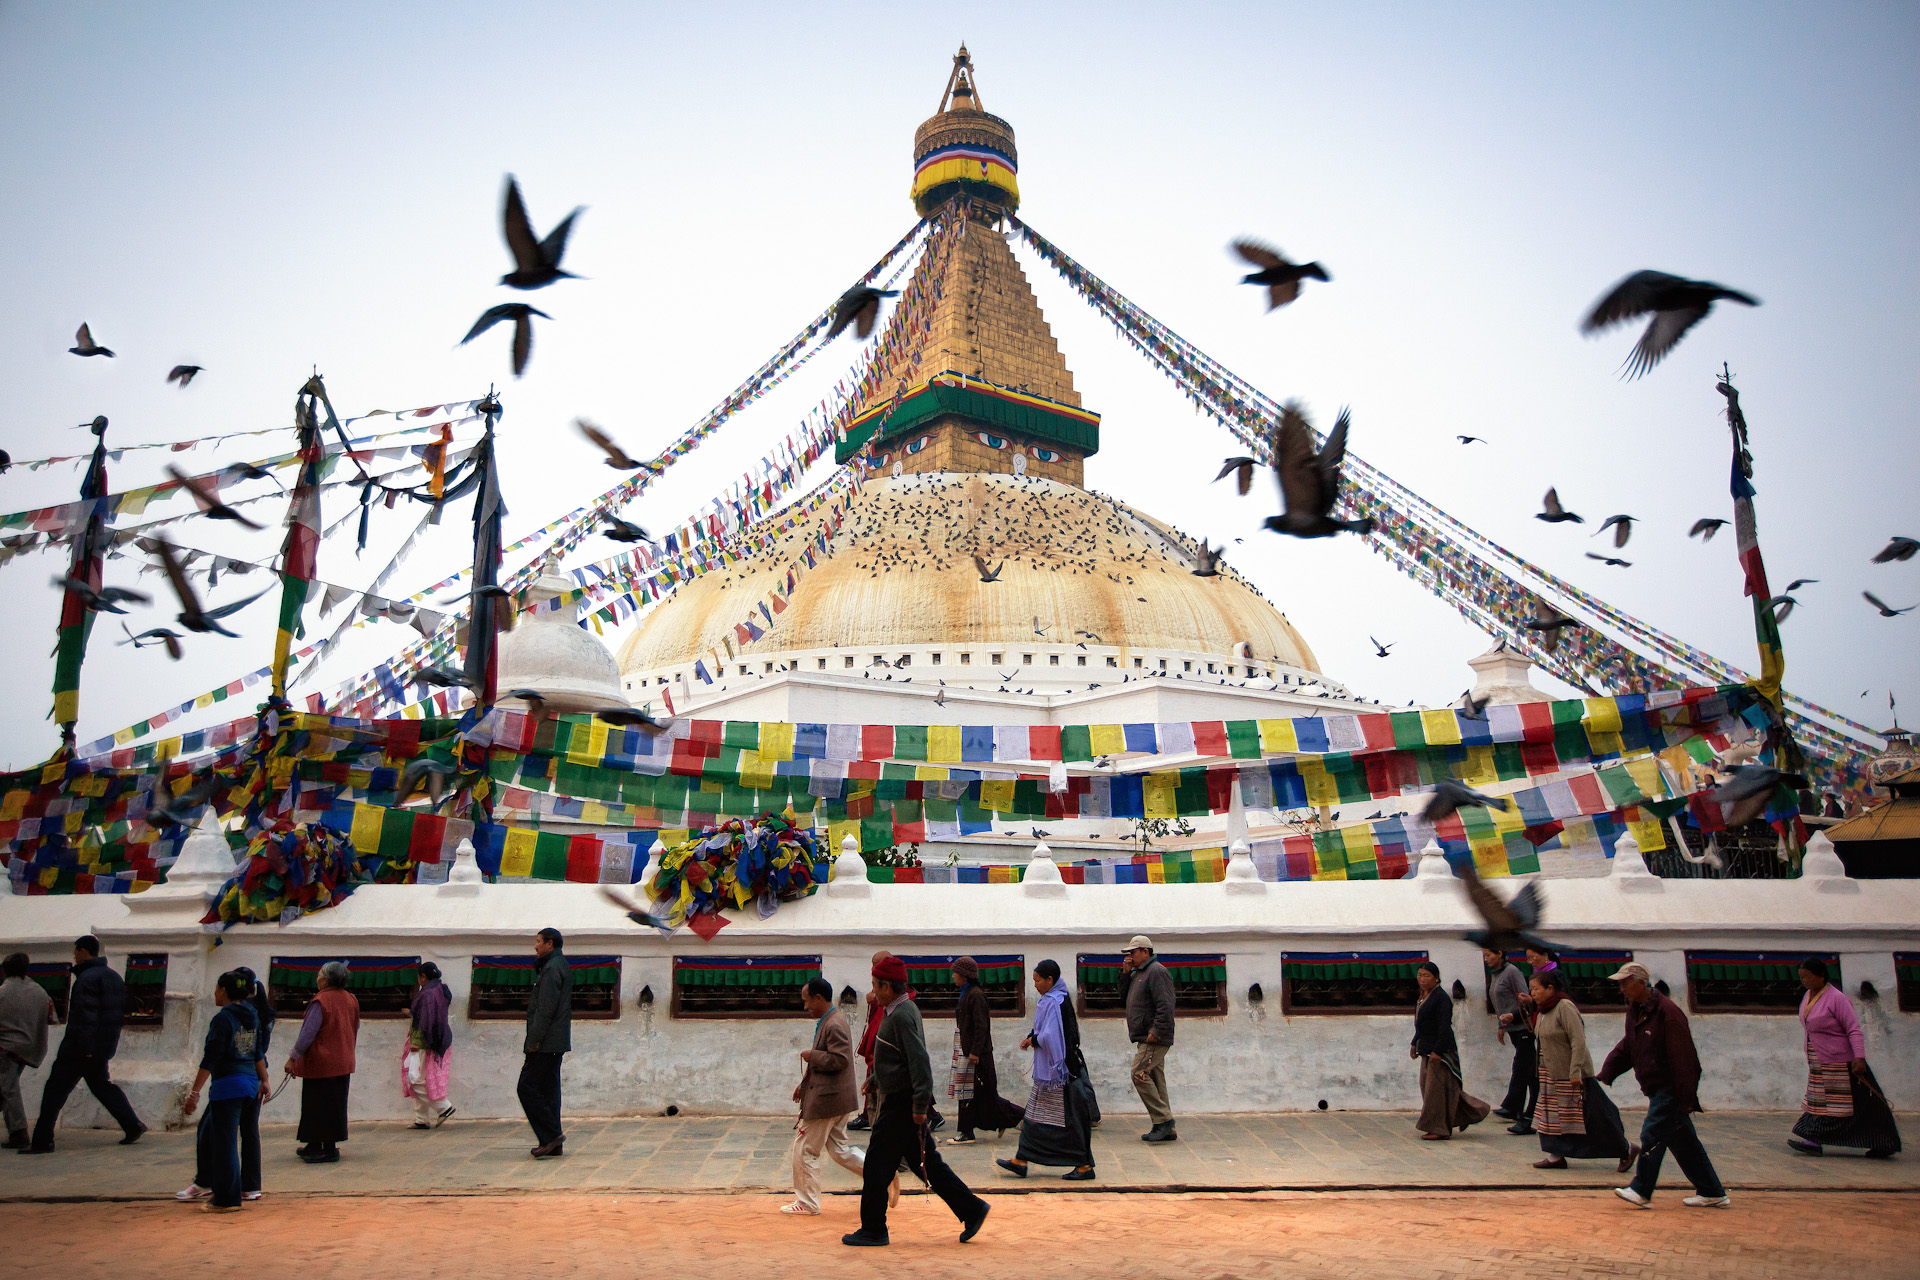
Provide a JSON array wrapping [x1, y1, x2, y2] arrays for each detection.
[[1532, 1156, 1568, 1169]]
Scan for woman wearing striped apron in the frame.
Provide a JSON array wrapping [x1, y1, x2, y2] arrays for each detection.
[[1789, 958, 1900, 1158]]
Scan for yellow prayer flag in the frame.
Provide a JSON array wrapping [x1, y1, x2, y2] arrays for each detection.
[[501, 827, 538, 877], [1587, 729, 1625, 758], [1299, 760, 1340, 807], [736, 752, 775, 790], [1089, 724, 1127, 756], [581, 802, 610, 826], [1459, 745, 1498, 786], [1624, 755, 1666, 801], [926, 725, 961, 763], [1420, 709, 1463, 746], [1143, 773, 1177, 819], [1259, 718, 1299, 753], [1146, 861, 1167, 884], [759, 722, 796, 762], [1626, 816, 1667, 852], [349, 803, 386, 855], [827, 819, 859, 855], [978, 780, 1015, 812], [913, 765, 947, 781], [568, 720, 611, 766], [1583, 697, 1624, 735]]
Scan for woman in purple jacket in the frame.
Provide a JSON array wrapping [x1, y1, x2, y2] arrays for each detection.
[[1788, 958, 1900, 1158]]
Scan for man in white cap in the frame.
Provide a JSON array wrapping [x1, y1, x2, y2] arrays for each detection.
[[1118, 935, 1177, 1142], [1597, 961, 1729, 1209]]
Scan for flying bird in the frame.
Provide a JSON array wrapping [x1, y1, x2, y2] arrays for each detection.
[[1264, 403, 1376, 539], [602, 516, 651, 543], [164, 466, 265, 529], [1592, 514, 1635, 548], [1585, 553, 1631, 568], [68, 323, 114, 358], [118, 623, 183, 661], [1689, 518, 1728, 542], [1580, 270, 1760, 379], [461, 303, 550, 377], [827, 285, 899, 341], [1863, 591, 1915, 617], [1213, 456, 1256, 495], [395, 758, 468, 810], [146, 774, 221, 829], [219, 461, 286, 495], [499, 175, 583, 289], [1422, 779, 1512, 823], [1370, 636, 1394, 658], [1457, 861, 1557, 956], [415, 667, 477, 690], [1782, 578, 1818, 594], [1231, 239, 1330, 311], [595, 707, 670, 733], [1768, 594, 1798, 622], [1456, 435, 1486, 445], [971, 554, 1004, 583], [1522, 601, 1583, 650], [1708, 764, 1809, 827], [1871, 536, 1918, 563], [1191, 540, 1220, 577], [598, 883, 672, 931], [0, 450, 9, 474], [1535, 488, 1583, 524], [52, 577, 150, 614], [154, 540, 271, 637], [577, 419, 641, 469], [1456, 688, 1491, 719], [166, 364, 203, 387]]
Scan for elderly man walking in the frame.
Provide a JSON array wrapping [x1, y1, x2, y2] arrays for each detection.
[[784, 977, 865, 1216], [842, 956, 989, 1248], [23, 935, 145, 1154], [1118, 934, 1177, 1142], [519, 927, 572, 1159], [1598, 962, 1730, 1209], [1, 953, 54, 1149]]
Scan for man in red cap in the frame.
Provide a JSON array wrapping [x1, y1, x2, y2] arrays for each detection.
[[843, 955, 989, 1248]]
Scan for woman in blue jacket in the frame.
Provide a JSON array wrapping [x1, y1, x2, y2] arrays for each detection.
[[181, 971, 269, 1212]]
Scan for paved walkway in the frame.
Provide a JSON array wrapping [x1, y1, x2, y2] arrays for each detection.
[[9, 1192, 1917, 1280], [8, 1111, 1913, 1200]]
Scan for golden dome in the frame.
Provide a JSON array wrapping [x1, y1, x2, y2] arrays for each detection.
[[615, 473, 1318, 676]]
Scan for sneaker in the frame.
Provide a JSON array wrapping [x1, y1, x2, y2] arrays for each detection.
[[1612, 1187, 1651, 1209], [779, 1203, 819, 1216], [1683, 1194, 1731, 1208], [243, 1191, 263, 1202], [174, 1185, 212, 1202]]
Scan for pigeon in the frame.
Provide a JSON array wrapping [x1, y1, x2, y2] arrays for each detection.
[[1456, 688, 1491, 719], [219, 461, 286, 495], [598, 883, 673, 931], [1689, 518, 1728, 542], [1263, 403, 1376, 538], [1580, 270, 1760, 379], [577, 419, 641, 469], [1231, 239, 1330, 311], [1422, 779, 1512, 823], [1370, 636, 1394, 658], [0, 449, 9, 474], [475, 584, 518, 632], [166, 364, 203, 387], [1456, 435, 1486, 445], [1872, 536, 1919, 563], [971, 554, 1004, 583], [1585, 552, 1631, 568], [1593, 515, 1635, 548], [164, 465, 265, 530], [1032, 617, 1049, 637], [1213, 456, 1255, 495], [1457, 861, 1556, 956], [68, 323, 114, 358], [1769, 594, 1798, 622], [154, 539, 271, 636], [1863, 591, 1915, 617], [827, 285, 899, 341], [395, 758, 461, 809], [1030, 827, 1051, 840], [499, 175, 583, 289], [1708, 764, 1809, 827], [460, 303, 550, 377], [504, 689, 548, 720], [1522, 601, 1583, 651], [118, 623, 183, 660], [53, 576, 150, 613], [1535, 488, 1583, 524], [416, 667, 477, 690], [1191, 540, 1220, 577], [147, 774, 221, 829], [603, 516, 651, 543], [1782, 578, 1818, 594], [594, 708, 670, 733]]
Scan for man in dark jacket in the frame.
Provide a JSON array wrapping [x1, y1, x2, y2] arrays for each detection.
[[1117, 934, 1177, 1142], [517, 928, 572, 1159], [1597, 962, 1728, 1209], [843, 956, 988, 1248], [24, 936, 145, 1153]]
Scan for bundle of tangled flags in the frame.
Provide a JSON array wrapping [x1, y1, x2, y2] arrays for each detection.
[[646, 812, 823, 927]]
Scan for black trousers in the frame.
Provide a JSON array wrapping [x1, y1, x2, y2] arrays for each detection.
[[859, 1093, 985, 1237], [196, 1098, 249, 1208], [517, 1052, 564, 1145], [1500, 1030, 1538, 1117], [31, 1048, 142, 1148], [195, 1093, 262, 1194]]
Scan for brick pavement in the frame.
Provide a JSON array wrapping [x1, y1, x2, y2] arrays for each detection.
[[4, 1110, 1913, 1200], [6, 1192, 1916, 1280]]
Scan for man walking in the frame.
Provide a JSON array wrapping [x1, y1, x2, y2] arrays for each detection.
[[1118, 934, 1177, 1142], [785, 977, 864, 1216], [843, 956, 988, 1248], [517, 928, 571, 1159], [22, 936, 144, 1153], [1, 953, 54, 1149], [1598, 962, 1729, 1209], [1485, 947, 1537, 1134]]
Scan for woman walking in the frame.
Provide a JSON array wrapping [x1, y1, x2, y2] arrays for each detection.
[[1528, 969, 1636, 1171], [181, 971, 268, 1214], [1789, 958, 1901, 1158], [997, 960, 1095, 1180], [947, 956, 1024, 1144], [403, 962, 455, 1129], [286, 961, 359, 1164], [1411, 961, 1490, 1140], [177, 968, 274, 1204]]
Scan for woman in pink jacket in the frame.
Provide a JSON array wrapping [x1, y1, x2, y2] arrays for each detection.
[[1788, 958, 1900, 1158]]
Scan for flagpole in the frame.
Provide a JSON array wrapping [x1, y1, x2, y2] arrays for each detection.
[[273, 378, 328, 700], [50, 418, 112, 755], [462, 393, 505, 706]]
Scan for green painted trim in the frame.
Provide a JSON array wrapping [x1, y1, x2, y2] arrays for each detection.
[[836, 382, 1100, 464]]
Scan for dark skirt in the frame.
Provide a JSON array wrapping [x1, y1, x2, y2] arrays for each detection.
[[297, 1074, 351, 1145], [957, 1050, 1026, 1135], [1539, 1078, 1630, 1160], [1793, 1062, 1903, 1154], [1016, 1070, 1097, 1168]]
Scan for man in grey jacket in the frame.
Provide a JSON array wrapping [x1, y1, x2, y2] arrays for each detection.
[[0, 953, 54, 1149], [1484, 948, 1537, 1132], [517, 928, 572, 1158], [1118, 934, 1177, 1143]]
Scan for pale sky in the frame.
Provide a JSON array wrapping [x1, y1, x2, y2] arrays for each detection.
[[1, 2, 1915, 767]]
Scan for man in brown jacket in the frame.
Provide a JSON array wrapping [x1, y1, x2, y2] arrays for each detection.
[[1598, 962, 1728, 1209], [784, 977, 866, 1215]]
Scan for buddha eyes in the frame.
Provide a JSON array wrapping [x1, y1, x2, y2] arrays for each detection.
[[974, 432, 1010, 450], [1030, 447, 1060, 463], [906, 435, 931, 455]]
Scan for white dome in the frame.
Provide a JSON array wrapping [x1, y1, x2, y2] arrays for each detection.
[[497, 573, 626, 714]]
